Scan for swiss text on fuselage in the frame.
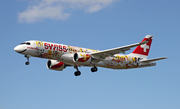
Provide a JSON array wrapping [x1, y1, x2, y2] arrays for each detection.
[[44, 43, 67, 52]]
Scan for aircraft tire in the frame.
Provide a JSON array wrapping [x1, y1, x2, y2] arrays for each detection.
[[94, 67, 98, 72], [74, 71, 81, 76], [25, 62, 30, 65], [91, 67, 98, 72], [91, 68, 95, 72]]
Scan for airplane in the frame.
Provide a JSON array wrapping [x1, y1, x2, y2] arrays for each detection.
[[14, 35, 167, 76]]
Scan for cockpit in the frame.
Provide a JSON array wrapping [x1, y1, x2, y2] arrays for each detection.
[[20, 42, 31, 45]]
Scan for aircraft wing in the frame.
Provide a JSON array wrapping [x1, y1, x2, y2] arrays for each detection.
[[90, 37, 152, 60], [140, 57, 168, 63]]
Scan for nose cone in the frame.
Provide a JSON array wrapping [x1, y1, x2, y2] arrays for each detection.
[[14, 45, 26, 53], [14, 45, 21, 52]]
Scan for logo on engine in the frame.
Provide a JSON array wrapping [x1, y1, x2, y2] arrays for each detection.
[[79, 54, 91, 62]]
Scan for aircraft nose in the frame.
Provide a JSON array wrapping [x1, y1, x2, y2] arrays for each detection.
[[14, 45, 22, 52]]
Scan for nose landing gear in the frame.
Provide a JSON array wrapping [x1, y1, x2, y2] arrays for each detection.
[[25, 55, 30, 65]]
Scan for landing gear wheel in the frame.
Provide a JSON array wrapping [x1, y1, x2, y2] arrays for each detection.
[[91, 67, 98, 72], [74, 71, 81, 76], [94, 67, 98, 72], [25, 61, 30, 65], [91, 68, 95, 72]]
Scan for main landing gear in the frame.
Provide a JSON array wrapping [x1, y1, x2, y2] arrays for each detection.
[[74, 65, 98, 76], [74, 66, 81, 76], [25, 55, 30, 65], [91, 66, 98, 72]]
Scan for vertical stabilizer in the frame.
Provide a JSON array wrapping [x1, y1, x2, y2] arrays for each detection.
[[129, 35, 153, 60]]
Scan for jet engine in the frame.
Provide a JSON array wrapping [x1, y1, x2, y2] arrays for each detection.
[[46, 60, 65, 71], [73, 53, 92, 65]]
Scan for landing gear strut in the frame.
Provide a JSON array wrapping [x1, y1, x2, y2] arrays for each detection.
[[91, 65, 98, 72], [25, 55, 30, 65], [74, 66, 81, 76]]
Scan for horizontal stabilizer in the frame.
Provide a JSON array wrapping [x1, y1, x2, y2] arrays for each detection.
[[140, 57, 168, 63]]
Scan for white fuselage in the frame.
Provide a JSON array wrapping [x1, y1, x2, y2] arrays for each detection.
[[14, 40, 156, 69]]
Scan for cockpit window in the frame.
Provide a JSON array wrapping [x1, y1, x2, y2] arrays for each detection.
[[20, 42, 31, 45], [20, 42, 26, 45], [26, 42, 30, 45]]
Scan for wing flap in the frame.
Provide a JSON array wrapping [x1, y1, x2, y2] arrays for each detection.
[[140, 57, 168, 63]]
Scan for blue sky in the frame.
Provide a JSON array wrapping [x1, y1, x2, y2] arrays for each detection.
[[0, 0, 180, 109]]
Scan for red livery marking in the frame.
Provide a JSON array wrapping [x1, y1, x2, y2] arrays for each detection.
[[59, 45, 62, 51], [63, 46, 67, 52], [49, 44, 53, 50], [51, 62, 64, 69], [27, 47, 37, 50], [53, 45, 58, 50], [44, 43, 67, 52], [44, 43, 49, 49], [78, 54, 91, 62], [132, 38, 152, 56]]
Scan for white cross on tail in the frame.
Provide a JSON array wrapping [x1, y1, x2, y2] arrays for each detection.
[[141, 44, 149, 52]]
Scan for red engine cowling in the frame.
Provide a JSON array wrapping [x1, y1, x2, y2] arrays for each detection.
[[47, 60, 65, 71], [73, 53, 92, 65]]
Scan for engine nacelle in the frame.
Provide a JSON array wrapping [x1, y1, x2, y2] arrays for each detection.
[[46, 60, 65, 71], [73, 53, 92, 65]]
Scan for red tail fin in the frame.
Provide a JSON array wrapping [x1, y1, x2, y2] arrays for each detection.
[[131, 35, 153, 57]]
